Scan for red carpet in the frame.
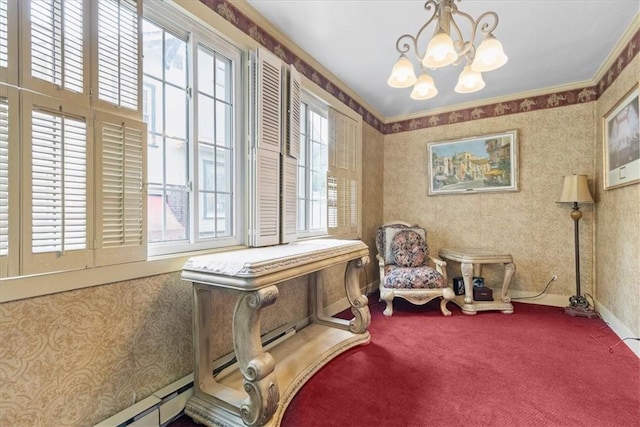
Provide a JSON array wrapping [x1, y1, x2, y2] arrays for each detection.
[[171, 298, 640, 427]]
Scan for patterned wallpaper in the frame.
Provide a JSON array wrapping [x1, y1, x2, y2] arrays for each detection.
[[383, 102, 596, 302], [594, 54, 640, 337], [0, 3, 636, 427], [0, 273, 193, 426]]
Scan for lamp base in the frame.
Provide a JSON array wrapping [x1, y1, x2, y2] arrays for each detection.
[[564, 305, 598, 319]]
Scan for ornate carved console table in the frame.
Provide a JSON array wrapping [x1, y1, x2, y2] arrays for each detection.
[[181, 239, 371, 427]]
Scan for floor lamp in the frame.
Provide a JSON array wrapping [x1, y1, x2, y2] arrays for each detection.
[[558, 174, 597, 318]]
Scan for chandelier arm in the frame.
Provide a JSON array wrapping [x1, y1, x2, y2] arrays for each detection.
[[474, 11, 499, 36], [395, 34, 419, 56], [447, 10, 475, 60], [410, 0, 440, 60]]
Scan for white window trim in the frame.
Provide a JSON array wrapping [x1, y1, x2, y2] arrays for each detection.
[[297, 92, 329, 240], [143, 1, 245, 257]]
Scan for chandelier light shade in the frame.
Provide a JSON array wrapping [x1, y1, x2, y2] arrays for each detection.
[[411, 72, 438, 100], [455, 65, 485, 93], [387, 54, 417, 88], [471, 34, 509, 72], [388, 0, 508, 98]]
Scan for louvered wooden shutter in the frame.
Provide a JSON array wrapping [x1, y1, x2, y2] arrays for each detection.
[[21, 0, 87, 100], [287, 66, 301, 159], [0, 85, 17, 278], [0, 92, 8, 275], [94, 112, 146, 265], [0, 0, 17, 85], [21, 93, 93, 274], [280, 156, 297, 243], [96, 0, 140, 111], [0, 0, 7, 72], [250, 48, 282, 247], [280, 65, 301, 244], [327, 108, 360, 237]]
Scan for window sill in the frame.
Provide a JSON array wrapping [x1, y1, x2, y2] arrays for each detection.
[[0, 245, 246, 303]]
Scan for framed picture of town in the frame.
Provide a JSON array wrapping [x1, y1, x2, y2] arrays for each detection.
[[603, 85, 639, 190], [428, 130, 519, 195]]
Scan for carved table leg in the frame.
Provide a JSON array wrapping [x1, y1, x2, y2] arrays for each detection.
[[233, 286, 280, 426], [501, 262, 516, 303], [461, 262, 474, 304], [344, 256, 370, 334]]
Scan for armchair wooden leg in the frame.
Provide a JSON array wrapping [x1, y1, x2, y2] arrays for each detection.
[[380, 289, 394, 317], [439, 298, 452, 317]]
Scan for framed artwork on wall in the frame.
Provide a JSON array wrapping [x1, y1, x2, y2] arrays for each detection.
[[603, 84, 640, 190], [427, 130, 519, 195]]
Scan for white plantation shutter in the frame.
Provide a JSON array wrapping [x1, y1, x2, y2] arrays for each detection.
[[327, 108, 360, 237], [22, 0, 87, 100], [287, 65, 301, 159], [250, 48, 282, 247], [94, 112, 146, 265], [280, 65, 301, 244], [96, 0, 140, 111], [0, 0, 7, 69], [21, 93, 93, 274], [0, 85, 17, 278], [0, 0, 17, 85], [0, 93, 8, 274], [280, 156, 297, 243]]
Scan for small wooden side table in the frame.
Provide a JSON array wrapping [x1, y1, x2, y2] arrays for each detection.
[[438, 248, 515, 315]]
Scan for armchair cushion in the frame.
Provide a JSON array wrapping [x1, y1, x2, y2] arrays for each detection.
[[390, 229, 426, 267], [383, 264, 447, 289], [383, 226, 429, 265]]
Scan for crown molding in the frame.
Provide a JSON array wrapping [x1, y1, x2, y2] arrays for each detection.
[[230, 0, 384, 121], [593, 13, 640, 84], [384, 79, 595, 125]]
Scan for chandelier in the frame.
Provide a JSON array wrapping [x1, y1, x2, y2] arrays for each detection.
[[387, 0, 508, 100]]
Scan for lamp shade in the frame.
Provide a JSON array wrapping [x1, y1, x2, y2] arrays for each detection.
[[422, 30, 457, 68], [454, 65, 485, 93], [387, 55, 417, 88], [410, 72, 438, 100], [471, 34, 508, 72], [558, 175, 594, 203]]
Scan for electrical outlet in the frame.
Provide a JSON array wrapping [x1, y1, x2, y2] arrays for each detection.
[[552, 275, 558, 281]]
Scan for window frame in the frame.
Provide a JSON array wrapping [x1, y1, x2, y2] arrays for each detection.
[[143, 2, 245, 257], [297, 92, 329, 239]]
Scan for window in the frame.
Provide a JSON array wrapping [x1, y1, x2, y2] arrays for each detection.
[[142, 4, 242, 256], [297, 96, 328, 236], [0, 0, 362, 299]]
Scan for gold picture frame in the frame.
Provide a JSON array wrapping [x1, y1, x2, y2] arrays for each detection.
[[428, 130, 518, 195], [603, 84, 640, 190]]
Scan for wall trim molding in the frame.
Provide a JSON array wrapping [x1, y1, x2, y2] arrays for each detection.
[[199, 1, 639, 136]]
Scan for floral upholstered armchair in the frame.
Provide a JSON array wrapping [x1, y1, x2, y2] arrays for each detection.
[[376, 221, 454, 317]]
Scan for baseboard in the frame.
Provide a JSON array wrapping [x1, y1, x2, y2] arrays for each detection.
[[94, 374, 194, 427], [595, 302, 640, 358], [509, 290, 570, 307]]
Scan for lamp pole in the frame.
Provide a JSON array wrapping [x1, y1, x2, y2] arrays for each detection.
[[565, 202, 597, 318]]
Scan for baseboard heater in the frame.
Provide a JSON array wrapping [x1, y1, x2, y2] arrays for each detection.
[[94, 324, 300, 427]]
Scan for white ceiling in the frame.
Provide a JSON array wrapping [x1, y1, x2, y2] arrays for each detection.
[[247, 0, 639, 120]]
